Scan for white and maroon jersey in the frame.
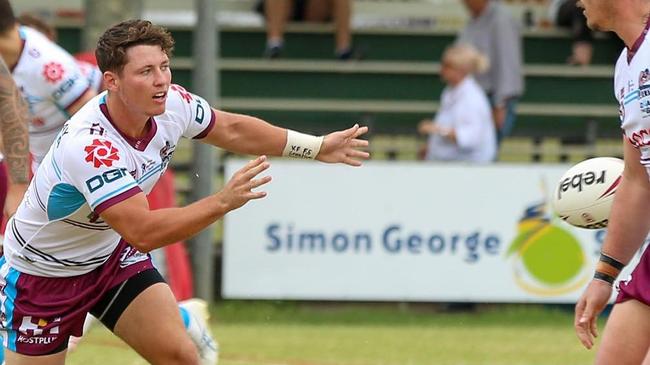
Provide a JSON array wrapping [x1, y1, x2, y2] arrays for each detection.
[[615, 21, 650, 176], [3, 85, 215, 277], [76, 59, 103, 94], [11, 26, 92, 165]]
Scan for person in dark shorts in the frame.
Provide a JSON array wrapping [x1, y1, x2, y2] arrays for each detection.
[[256, 0, 355, 59]]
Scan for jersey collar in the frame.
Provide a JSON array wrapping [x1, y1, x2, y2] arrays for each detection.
[[99, 94, 157, 152], [627, 16, 650, 63]]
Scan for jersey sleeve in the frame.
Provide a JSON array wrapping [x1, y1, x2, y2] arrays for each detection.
[[166, 84, 216, 139], [61, 136, 142, 215], [38, 53, 91, 111]]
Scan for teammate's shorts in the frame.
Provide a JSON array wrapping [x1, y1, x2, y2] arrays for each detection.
[[616, 247, 650, 305], [0, 239, 156, 356]]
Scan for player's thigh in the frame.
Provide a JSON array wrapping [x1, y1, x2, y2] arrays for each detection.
[[596, 299, 650, 365], [304, 0, 332, 21], [112, 282, 197, 364], [4, 348, 66, 365]]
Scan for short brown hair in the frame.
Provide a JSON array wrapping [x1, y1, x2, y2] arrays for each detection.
[[18, 13, 57, 41], [95, 19, 174, 74]]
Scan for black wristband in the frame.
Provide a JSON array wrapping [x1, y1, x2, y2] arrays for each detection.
[[600, 253, 625, 271], [594, 271, 615, 285]]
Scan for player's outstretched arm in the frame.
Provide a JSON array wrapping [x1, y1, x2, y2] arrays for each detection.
[[99, 156, 271, 252], [202, 110, 369, 165], [0, 57, 30, 217]]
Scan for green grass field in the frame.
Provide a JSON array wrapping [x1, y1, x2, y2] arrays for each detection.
[[66, 301, 604, 365]]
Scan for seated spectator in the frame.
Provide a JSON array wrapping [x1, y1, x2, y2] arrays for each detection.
[[418, 44, 497, 163], [256, 0, 355, 60], [548, 0, 593, 65]]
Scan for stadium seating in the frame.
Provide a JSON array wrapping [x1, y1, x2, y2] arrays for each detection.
[[51, 0, 623, 162]]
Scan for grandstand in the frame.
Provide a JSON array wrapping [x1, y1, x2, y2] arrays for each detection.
[[24, 0, 624, 163], [11, 2, 626, 363]]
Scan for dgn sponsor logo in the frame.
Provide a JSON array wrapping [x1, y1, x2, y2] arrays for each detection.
[[51, 74, 80, 100], [85, 168, 129, 193]]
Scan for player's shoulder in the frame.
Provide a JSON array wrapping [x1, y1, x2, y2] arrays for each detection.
[[21, 26, 74, 64], [56, 115, 125, 171], [163, 84, 211, 120], [165, 84, 202, 109], [19, 26, 85, 86], [62, 94, 115, 142]]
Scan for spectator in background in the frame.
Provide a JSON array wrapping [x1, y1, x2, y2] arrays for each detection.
[[547, 0, 593, 66], [457, 0, 524, 145], [418, 44, 496, 163], [256, 0, 355, 60]]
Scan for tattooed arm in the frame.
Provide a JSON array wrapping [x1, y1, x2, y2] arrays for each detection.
[[0, 57, 29, 218]]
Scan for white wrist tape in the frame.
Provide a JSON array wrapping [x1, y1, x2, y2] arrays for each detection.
[[282, 130, 324, 159]]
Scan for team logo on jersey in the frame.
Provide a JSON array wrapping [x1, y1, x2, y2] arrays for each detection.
[[31, 117, 45, 127], [160, 141, 176, 169], [84, 139, 120, 168], [28, 48, 40, 58], [42, 62, 65, 84], [170, 84, 193, 103], [640, 69, 650, 87]]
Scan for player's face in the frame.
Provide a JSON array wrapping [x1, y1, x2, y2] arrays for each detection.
[[578, 0, 614, 31], [116, 44, 172, 117]]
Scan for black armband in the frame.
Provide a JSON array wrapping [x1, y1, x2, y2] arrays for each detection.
[[599, 253, 625, 271], [594, 271, 615, 285]]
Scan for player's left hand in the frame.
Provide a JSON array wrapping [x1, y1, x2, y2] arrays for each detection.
[[574, 279, 612, 349], [317, 124, 370, 166], [4, 183, 27, 218]]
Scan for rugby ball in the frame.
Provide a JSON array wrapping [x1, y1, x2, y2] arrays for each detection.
[[552, 157, 624, 229]]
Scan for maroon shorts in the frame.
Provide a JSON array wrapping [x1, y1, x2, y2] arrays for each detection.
[[0, 239, 155, 356], [616, 246, 650, 305]]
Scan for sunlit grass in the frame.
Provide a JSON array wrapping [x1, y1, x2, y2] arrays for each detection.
[[67, 301, 602, 365]]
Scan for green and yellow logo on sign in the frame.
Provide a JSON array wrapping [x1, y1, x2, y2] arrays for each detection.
[[507, 202, 590, 296]]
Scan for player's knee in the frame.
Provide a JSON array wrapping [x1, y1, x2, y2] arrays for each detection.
[[152, 337, 200, 365]]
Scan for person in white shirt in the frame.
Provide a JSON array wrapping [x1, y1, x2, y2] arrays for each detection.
[[573, 1, 650, 363], [0, 18, 369, 365], [418, 43, 497, 163]]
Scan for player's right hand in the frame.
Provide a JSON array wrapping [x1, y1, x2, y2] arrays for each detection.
[[218, 155, 271, 211], [574, 279, 612, 349]]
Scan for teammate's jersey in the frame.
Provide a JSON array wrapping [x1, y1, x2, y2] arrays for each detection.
[[75, 59, 103, 94], [615, 20, 650, 177], [3, 85, 215, 277], [11, 26, 92, 165]]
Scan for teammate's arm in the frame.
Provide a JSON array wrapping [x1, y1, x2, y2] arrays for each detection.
[[600, 137, 650, 263], [0, 57, 30, 216], [201, 109, 370, 166], [98, 156, 271, 252], [574, 136, 650, 349]]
